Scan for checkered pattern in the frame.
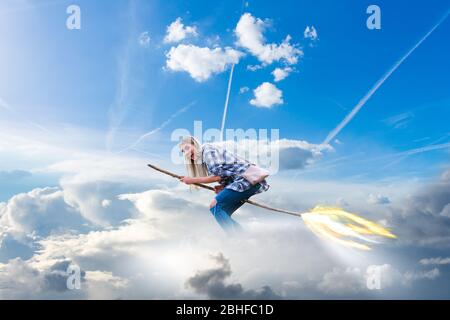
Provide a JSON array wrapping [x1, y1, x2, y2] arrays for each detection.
[[202, 143, 269, 193]]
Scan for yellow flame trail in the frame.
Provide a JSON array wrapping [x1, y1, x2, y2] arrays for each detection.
[[301, 206, 396, 250]]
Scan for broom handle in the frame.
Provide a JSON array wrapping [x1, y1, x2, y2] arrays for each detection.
[[147, 164, 303, 218]]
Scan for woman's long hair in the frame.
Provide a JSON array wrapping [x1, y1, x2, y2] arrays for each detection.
[[179, 136, 209, 183]]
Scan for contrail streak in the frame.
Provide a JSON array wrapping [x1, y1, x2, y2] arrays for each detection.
[[398, 141, 450, 156], [219, 2, 248, 140], [0, 96, 54, 135], [382, 133, 450, 168], [220, 64, 235, 141], [322, 9, 450, 145], [116, 101, 195, 154]]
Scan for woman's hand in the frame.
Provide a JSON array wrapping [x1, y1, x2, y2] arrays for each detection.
[[180, 176, 196, 185], [214, 185, 224, 194]]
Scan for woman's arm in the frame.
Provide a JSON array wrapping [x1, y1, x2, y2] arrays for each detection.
[[180, 176, 221, 185]]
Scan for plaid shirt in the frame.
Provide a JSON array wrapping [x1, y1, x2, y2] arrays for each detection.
[[202, 143, 269, 193]]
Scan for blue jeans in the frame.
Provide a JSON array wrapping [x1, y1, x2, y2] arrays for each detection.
[[209, 183, 261, 234]]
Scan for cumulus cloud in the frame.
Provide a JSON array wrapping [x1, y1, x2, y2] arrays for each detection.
[[0, 258, 51, 299], [0, 256, 130, 299], [164, 17, 198, 43], [239, 86, 249, 94], [165, 44, 243, 82], [0, 187, 242, 299], [0, 233, 35, 262], [366, 264, 403, 290], [0, 187, 88, 242], [250, 82, 283, 108], [84, 270, 130, 299], [304, 26, 318, 41], [101, 199, 112, 208], [419, 257, 450, 266], [138, 31, 150, 47], [2, 122, 450, 299], [367, 193, 391, 205], [0, 179, 330, 299], [407, 170, 450, 217], [214, 138, 332, 171], [0, 258, 87, 299], [272, 67, 292, 82], [318, 263, 437, 296], [403, 268, 440, 285], [388, 169, 450, 247], [59, 178, 137, 227], [186, 253, 281, 300], [0, 169, 445, 299], [246, 64, 263, 71], [318, 266, 365, 295], [235, 13, 302, 65]]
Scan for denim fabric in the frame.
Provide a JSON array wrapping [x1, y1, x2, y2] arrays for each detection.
[[209, 183, 261, 233], [215, 183, 262, 215], [209, 205, 242, 234]]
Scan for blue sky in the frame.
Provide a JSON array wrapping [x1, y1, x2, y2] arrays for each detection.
[[1, 0, 449, 184], [0, 0, 449, 299]]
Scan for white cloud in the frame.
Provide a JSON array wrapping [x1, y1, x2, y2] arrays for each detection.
[[164, 17, 198, 44], [0, 258, 42, 299], [377, 169, 450, 247], [60, 178, 136, 227], [304, 26, 318, 41], [365, 264, 403, 289], [0, 178, 331, 299], [84, 270, 130, 299], [250, 82, 283, 108], [318, 264, 432, 296], [367, 193, 391, 205], [0, 187, 88, 242], [214, 138, 332, 171], [272, 67, 292, 82], [247, 64, 263, 71], [165, 44, 243, 82], [0, 157, 446, 299], [239, 86, 249, 94], [2, 122, 450, 299], [101, 199, 112, 208], [235, 13, 302, 65], [138, 31, 150, 47], [403, 268, 440, 285], [0, 257, 131, 299], [318, 267, 364, 295], [419, 257, 450, 266]]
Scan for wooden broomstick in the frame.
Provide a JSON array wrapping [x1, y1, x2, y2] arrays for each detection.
[[147, 164, 302, 218], [147, 164, 397, 250]]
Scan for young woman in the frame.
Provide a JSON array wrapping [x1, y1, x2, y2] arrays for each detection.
[[179, 136, 269, 234]]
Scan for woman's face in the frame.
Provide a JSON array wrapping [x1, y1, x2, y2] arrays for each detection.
[[181, 143, 196, 160]]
